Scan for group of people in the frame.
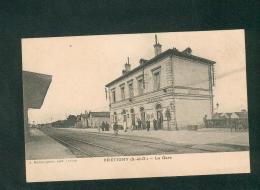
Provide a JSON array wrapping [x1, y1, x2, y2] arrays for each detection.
[[99, 121, 110, 132], [136, 118, 161, 131], [111, 117, 162, 135]]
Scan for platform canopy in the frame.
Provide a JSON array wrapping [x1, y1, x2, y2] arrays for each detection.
[[23, 71, 52, 109]]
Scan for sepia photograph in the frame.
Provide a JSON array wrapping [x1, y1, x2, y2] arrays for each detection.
[[22, 29, 250, 182]]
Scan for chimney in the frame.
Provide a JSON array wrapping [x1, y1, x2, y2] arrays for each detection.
[[182, 47, 192, 55], [153, 34, 162, 56], [139, 58, 147, 65], [125, 57, 131, 72], [122, 57, 131, 75]]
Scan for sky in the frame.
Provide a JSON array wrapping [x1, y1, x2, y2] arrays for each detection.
[[22, 29, 248, 124]]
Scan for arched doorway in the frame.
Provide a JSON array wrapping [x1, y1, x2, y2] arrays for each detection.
[[156, 104, 163, 129]]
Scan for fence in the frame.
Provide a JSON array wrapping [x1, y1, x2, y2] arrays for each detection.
[[205, 118, 248, 131]]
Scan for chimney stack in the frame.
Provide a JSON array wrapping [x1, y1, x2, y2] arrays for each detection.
[[125, 57, 131, 72], [139, 58, 147, 65], [122, 57, 131, 75], [153, 34, 162, 56], [182, 47, 192, 55]]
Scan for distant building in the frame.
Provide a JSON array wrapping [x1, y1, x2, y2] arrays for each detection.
[[212, 110, 248, 120], [87, 112, 110, 128], [75, 111, 88, 128], [105, 35, 215, 130], [211, 110, 248, 129]]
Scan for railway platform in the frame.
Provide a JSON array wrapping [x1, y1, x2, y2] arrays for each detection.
[[69, 127, 249, 147], [25, 128, 75, 160]]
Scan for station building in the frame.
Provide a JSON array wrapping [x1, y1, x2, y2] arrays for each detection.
[[105, 35, 216, 130]]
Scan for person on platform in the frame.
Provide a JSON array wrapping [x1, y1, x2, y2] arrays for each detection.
[[105, 121, 109, 131], [157, 115, 161, 130], [123, 120, 127, 132], [131, 117, 135, 131], [98, 124, 101, 132], [101, 121, 105, 131], [146, 118, 150, 132], [137, 118, 142, 130], [203, 114, 208, 128], [153, 118, 157, 130], [113, 122, 119, 135]]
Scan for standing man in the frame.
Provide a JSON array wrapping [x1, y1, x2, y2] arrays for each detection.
[[157, 114, 161, 130], [105, 121, 109, 131], [165, 107, 171, 131], [153, 118, 157, 130], [137, 118, 141, 130], [146, 118, 150, 132], [203, 114, 208, 128], [101, 121, 105, 131], [113, 121, 119, 135], [131, 116, 135, 131], [123, 120, 127, 132]]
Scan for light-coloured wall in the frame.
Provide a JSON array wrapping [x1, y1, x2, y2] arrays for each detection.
[[143, 57, 172, 93], [108, 56, 172, 103], [174, 57, 210, 89], [175, 98, 211, 128], [89, 117, 110, 128], [107, 53, 213, 130]]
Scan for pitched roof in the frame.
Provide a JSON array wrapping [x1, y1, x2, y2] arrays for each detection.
[[89, 112, 110, 117], [105, 48, 215, 87], [235, 111, 248, 119], [212, 111, 248, 119], [212, 113, 223, 119]]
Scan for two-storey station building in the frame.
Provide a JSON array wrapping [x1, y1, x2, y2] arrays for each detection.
[[105, 35, 216, 130]]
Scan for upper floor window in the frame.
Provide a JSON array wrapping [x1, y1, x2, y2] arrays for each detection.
[[120, 85, 125, 100], [111, 89, 116, 103], [128, 82, 134, 98], [152, 68, 161, 90], [137, 78, 144, 95]]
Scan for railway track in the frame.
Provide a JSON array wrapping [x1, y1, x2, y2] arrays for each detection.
[[45, 131, 127, 157], [42, 127, 214, 157], [48, 134, 94, 157], [82, 131, 187, 147], [74, 130, 214, 152], [57, 134, 127, 156], [59, 133, 180, 155]]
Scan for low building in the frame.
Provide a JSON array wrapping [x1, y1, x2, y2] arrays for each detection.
[[105, 35, 216, 130], [87, 112, 110, 128], [75, 112, 88, 128], [211, 110, 248, 129]]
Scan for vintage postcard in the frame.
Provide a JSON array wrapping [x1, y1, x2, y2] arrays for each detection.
[[22, 29, 250, 182]]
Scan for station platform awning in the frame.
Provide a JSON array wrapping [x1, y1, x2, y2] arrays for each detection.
[[23, 71, 52, 109]]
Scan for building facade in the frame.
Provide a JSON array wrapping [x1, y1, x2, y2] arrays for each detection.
[[75, 112, 88, 128], [105, 35, 215, 130]]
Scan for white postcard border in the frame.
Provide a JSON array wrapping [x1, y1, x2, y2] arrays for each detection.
[[26, 151, 250, 182]]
